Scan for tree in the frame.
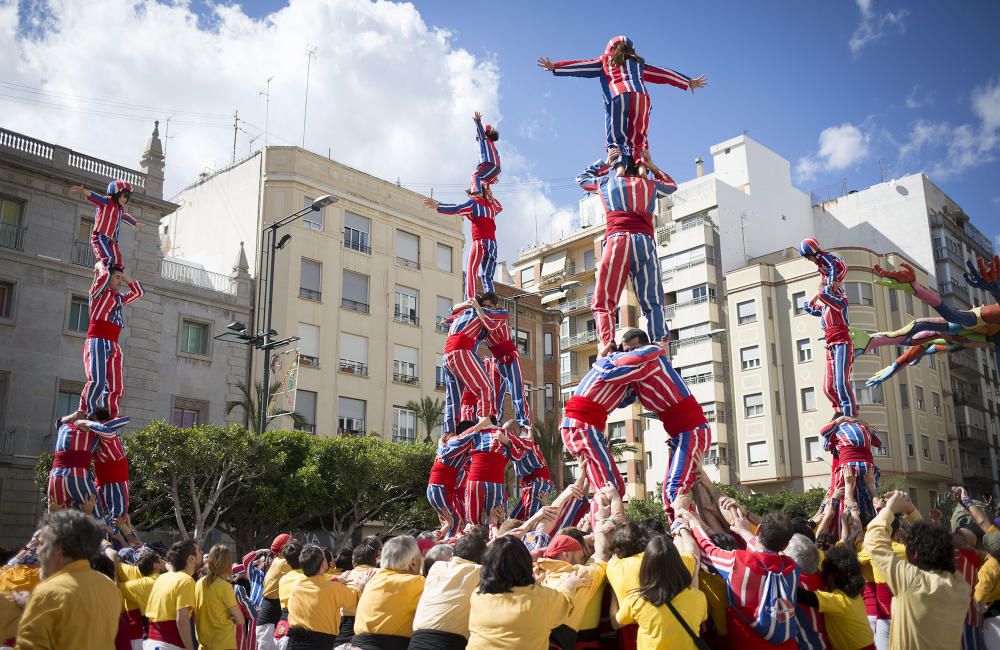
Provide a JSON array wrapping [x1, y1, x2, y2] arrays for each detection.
[[405, 397, 445, 443], [716, 483, 827, 519], [533, 417, 566, 490], [225, 381, 310, 432], [625, 483, 667, 526]]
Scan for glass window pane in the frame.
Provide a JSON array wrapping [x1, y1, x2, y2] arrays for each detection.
[[342, 271, 369, 303], [436, 244, 453, 272], [397, 231, 419, 262], [300, 259, 322, 291], [303, 197, 324, 231], [747, 441, 768, 465]]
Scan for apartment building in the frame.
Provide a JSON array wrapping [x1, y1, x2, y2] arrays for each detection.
[[725, 247, 961, 508], [0, 124, 251, 546], [162, 146, 466, 439]]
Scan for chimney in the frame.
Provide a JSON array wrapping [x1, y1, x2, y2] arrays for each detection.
[[695, 157, 704, 178]]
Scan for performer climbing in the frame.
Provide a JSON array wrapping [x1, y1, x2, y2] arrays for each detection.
[[69, 180, 140, 294], [441, 294, 503, 431], [424, 190, 501, 300], [469, 112, 500, 197], [479, 301, 532, 427], [820, 416, 882, 520], [88, 416, 139, 545], [503, 420, 554, 520], [538, 35, 706, 170], [441, 421, 528, 526], [426, 421, 476, 539], [579, 152, 675, 357], [47, 409, 129, 514]]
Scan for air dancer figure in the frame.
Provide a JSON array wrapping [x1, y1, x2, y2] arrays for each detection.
[[469, 111, 501, 197], [69, 180, 140, 294], [579, 154, 675, 357], [424, 191, 502, 300], [799, 238, 856, 417], [538, 35, 706, 171]]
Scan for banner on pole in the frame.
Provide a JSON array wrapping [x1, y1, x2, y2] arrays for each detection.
[[267, 349, 300, 419]]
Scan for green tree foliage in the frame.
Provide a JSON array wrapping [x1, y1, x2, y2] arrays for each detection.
[[716, 484, 827, 519], [225, 381, 310, 432], [625, 483, 667, 527], [405, 397, 445, 443]]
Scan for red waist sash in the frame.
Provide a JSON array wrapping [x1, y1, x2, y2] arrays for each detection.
[[470, 219, 497, 241], [94, 458, 129, 485], [445, 334, 477, 353], [489, 340, 518, 364], [428, 463, 459, 487], [521, 466, 552, 485], [605, 210, 654, 238], [468, 451, 506, 483], [149, 620, 184, 646], [657, 395, 709, 437], [53, 450, 91, 469], [87, 320, 122, 342], [564, 396, 609, 430], [839, 445, 874, 465]]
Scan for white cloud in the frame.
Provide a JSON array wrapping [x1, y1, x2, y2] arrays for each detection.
[[904, 85, 932, 110], [795, 123, 871, 181], [898, 79, 1000, 179], [0, 0, 574, 265], [849, 0, 910, 55]]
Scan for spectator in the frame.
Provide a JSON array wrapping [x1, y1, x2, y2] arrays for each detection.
[[333, 544, 378, 648], [411, 532, 487, 650], [145, 538, 202, 650], [421, 544, 454, 578], [864, 490, 970, 649], [286, 544, 365, 650], [797, 546, 874, 650], [258, 534, 292, 650], [612, 534, 708, 649], [121, 551, 164, 650], [783, 533, 831, 649], [195, 544, 244, 650], [466, 536, 581, 649], [14, 511, 119, 649], [352, 536, 425, 649], [857, 511, 905, 650]]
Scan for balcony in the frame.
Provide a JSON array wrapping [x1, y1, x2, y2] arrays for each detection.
[[338, 418, 366, 435], [393, 372, 420, 386], [962, 463, 992, 481], [669, 333, 721, 356], [661, 255, 715, 280], [933, 247, 966, 267], [939, 281, 971, 305], [162, 259, 237, 295], [559, 295, 593, 313], [299, 287, 322, 302], [703, 455, 729, 468], [343, 229, 371, 254], [957, 423, 990, 447], [435, 318, 450, 334], [949, 349, 980, 378], [393, 309, 419, 326], [341, 298, 369, 313], [954, 390, 985, 410], [339, 359, 368, 376], [560, 329, 598, 349], [396, 256, 420, 270], [663, 294, 716, 319], [300, 354, 320, 368], [71, 241, 96, 267]]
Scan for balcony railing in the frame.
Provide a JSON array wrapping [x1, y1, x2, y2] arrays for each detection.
[[962, 464, 992, 481], [343, 232, 372, 254], [663, 294, 716, 319], [396, 257, 420, 270], [661, 255, 714, 279], [341, 298, 369, 313], [300, 354, 320, 368], [703, 455, 729, 467], [939, 281, 971, 304], [0, 223, 26, 251], [338, 419, 366, 435], [949, 349, 980, 375], [299, 287, 322, 302], [954, 390, 985, 410], [958, 423, 989, 446], [339, 359, 368, 376], [559, 295, 593, 312], [669, 334, 719, 355], [394, 310, 419, 326], [933, 247, 966, 267], [392, 427, 417, 443], [393, 372, 420, 386], [161, 259, 237, 295], [0, 429, 15, 456], [71, 240, 95, 267], [560, 329, 598, 348]]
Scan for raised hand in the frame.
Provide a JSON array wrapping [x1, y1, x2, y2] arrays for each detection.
[[422, 197, 438, 210], [473, 111, 482, 122], [536, 57, 555, 72], [689, 75, 708, 93]]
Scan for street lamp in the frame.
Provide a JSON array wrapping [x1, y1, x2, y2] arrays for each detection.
[[508, 280, 581, 337], [256, 194, 339, 434]]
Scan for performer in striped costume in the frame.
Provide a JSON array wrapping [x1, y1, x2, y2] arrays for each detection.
[[69, 180, 139, 293], [539, 36, 705, 170], [89, 416, 135, 537], [579, 157, 675, 357], [78, 267, 143, 419], [426, 421, 476, 538], [442, 294, 507, 431], [443, 424, 527, 526], [804, 283, 857, 417], [503, 420, 554, 520], [480, 302, 532, 427], [469, 111, 501, 196], [48, 412, 130, 513], [820, 417, 881, 519], [425, 192, 501, 300]]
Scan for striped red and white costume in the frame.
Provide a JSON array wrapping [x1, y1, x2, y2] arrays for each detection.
[[956, 547, 984, 650], [444, 429, 527, 526], [579, 159, 674, 349], [443, 307, 496, 422], [48, 417, 129, 513], [80, 270, 143, 418], [93, 418, 132, 528], [435, 197, 501, 300], [426, 430, 476, 538], [508, 437, 554, 520], [87, 183, 137, 290], [550, 35, 692, 167], [561, 345, 664, 521], [469, 116, 501, 195], [631, 350, 711, 513], [481, 308, 532, 427], [804, 284, 857, 417], [795, 572, 832, 650]]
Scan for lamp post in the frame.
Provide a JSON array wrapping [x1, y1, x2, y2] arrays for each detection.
[[256, 194, 338, 434], [507, 280, 581, 343]]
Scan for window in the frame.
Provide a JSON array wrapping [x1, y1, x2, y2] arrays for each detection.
[[677, 322, 711, 340], [171, 397, 206, 428], [792, 291, 808, 315], [873, 433, 889, 457], [938, 439, 947, 463], [180, 319, 209, 355], [520, 267, 535, 286], [740, 346, 761, 370], [295, 390, 317, 433], [396, 230, 420, 269], [77, 216, 92, 243], [545, 383, 554, 411], [889, 289, 898, 311], [342, 270, 369, 312], [747, 441, 768, 466], [339, 332, 368, 375], [906, 433, 914, 457], [583, 249, 596, 271], [646, 451, 653, 469], [845, 282, 874, 306], [435, 354, 447, 389], [516, 330, 530, 356], [55, 380, 83, 421], [805, 437, 823, 462], [797, 339, 812, 362], [544, 332, 554, 361], [609, 422, 626, 443], [744, 393, 764, 418], [927, 354, 935, 369], [302, 196, 324, 231], [436, 243, 453, 272], [899, 383, 909, 408], [680, 362, 714, 383], [0, 280, 14, 320], [904, 292, 914, 315], [344, 212, 371, 254], [338, 397, 366, 434], [0, 197, 24, 250], [436, 296, 453, 333], [801, 387, 817, 411], [915, 386, 925, 410], [932, 392, 941, 416], [560, 352, 571, 376], [299, 258, 322, 301], [394, 285, 419, 325], [393, 344, 419, 384], [67, 295, 89, 332], [737, 299, 757, 325], [852, 381, 884, 406], [297, 323, 320, 367], [921, 435, 930, 459], [393, 406, 417, 443]]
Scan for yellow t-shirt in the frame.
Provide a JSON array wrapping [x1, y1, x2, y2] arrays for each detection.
[[194, 575, 238, 650], [262, 557, 289, 599], [816, 589, 876, 650], [607, 553, 696, 604], [278, 568, 306, 609], [615, 588, 708, 650], [116, 562, 142, 584], [146, 571, 196, 622], [0, 564, 41, 593], [976, 557, 1000, 604], [288, 575, 360, 635], [121, 574, 158, 614], [698, 570, 727, 636], [856, 542, 906, 584], [353, 569, 425, 637], [467, 583, 575, 649], [538, 559, 607, 631]]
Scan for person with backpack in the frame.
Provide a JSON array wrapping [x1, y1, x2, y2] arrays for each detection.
[[676, 508, 800, 649]]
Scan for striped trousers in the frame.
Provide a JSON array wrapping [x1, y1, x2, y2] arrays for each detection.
[[80, 336, 124, 418], [92, 233, 124, 270], [592, 233, 665, 348], [662, 425, 712, 506], [466, 238, 497, 300], [508, 478, 555, 520], [444, 351, 496, 420], [489, 357, 532, 427], [426, 483, 463, 538], [48, 469, 99, 512], [464, 479, 506, 526], [441, 365, 462, 433], [605, 92, 651, 167], [469, 163, 501, 195], [561, 420, 624, 523], [824, 342, 857, 417]]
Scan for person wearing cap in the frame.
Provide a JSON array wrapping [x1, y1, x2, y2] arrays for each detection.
[[468, 111, 500, 197], [352, 536, 426, 650], [256, 534, 292, 650], [69, 179, 139, 293], [411, 532, 487, 650], [145, 539, 202, 650], [424, 194, 502, 300], [285, 544, 366, 650]]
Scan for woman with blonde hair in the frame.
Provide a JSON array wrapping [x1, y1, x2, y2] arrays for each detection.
[[195, 544, 245, 650]]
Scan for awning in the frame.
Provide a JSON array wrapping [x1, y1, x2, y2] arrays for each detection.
[[540, 291, 566, 305], [540, 251, 567, 278]]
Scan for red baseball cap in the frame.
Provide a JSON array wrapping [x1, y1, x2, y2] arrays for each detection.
[[417, 539, 436, 555], [543, 534, 583, 559], [271, 533, 291, 553]]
